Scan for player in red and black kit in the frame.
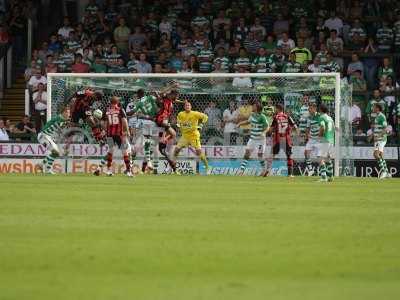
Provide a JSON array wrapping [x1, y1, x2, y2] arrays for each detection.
[[69, 89, 104, 142], [262, 104, 297, 177], [156, 89, 179, 156], [94, 96, 132, 177]]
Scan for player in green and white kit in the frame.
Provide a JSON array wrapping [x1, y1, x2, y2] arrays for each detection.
[[133, 89, 159, 173], [304, 103, 320, 176], [37, 106, 70, 174], [372, 103, 391, 179], [237, 101, 269, 175], [318, 104, 335, 182]]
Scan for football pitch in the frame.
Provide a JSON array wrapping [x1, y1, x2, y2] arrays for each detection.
[[0, 175, 399, 300]]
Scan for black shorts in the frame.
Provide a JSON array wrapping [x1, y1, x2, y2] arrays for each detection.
[[72, 109, 91, 124], [272, 141, 292, 157], [106, 135, 122, 148]]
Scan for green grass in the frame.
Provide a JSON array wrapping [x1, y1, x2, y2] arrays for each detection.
[[0, 175, 399, 300]]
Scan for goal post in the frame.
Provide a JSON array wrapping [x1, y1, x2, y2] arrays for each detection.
[[47, 72, 353, 177]]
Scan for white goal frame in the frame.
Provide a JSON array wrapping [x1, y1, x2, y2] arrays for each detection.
[[47, 72, 342, 176]]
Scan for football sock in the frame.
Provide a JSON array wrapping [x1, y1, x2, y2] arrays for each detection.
[[106, 152, 113, 168], [123, 154, 131, 172], [326, 160, 333, 178], [306, 158, 312, 171], [144, 138, 151, 163], [44, 153, 57, 170], [240, 159, 248, 171], [287, 158, 294, 176], [259, 160, 265, 168]]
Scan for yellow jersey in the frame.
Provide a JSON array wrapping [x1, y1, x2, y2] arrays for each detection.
[[177, 110, 208, 139]]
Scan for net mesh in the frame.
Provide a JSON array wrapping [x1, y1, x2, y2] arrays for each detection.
[[48, 74, 353, 175]]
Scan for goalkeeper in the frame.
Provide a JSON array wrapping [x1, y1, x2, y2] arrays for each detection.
[[37, 106, 70, 174], [170, 101, 209, 174]]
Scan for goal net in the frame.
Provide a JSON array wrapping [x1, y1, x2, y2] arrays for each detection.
[[47, 73, 353, 176]]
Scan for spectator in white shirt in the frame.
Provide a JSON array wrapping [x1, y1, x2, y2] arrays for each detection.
[[0, 119, 9, 141], [24, 60, 38, 82], [159, 16, 172, 39], [232, 67, 252, 88], [28, 68, 47, 92], [223, 101, 239, 145], [324, 11, 343, 35], [57, 16, 74, 40], [32, 82, 47, 131], [277, 32, 295, 55], [351, 102, 362, 132]]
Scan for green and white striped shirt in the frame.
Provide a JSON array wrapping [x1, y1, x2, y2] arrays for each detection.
[[373, 112, 387, 142], [307, 112, 321, 140], [249, 112, 269, 140], [41, 115, 67, 137]]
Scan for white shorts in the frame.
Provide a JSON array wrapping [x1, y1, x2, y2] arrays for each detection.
[[246, 138, 266, 153], [374, 140, 386, 152], [139, 119, 159, 137], [305, 139, 319, 155], [318, 142, 334, 158], [37, 133, 60, 154]]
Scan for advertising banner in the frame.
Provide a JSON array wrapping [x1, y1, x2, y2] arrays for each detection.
[[199, 160, 287, 176]]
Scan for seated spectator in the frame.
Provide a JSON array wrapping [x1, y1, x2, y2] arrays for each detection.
[[308, 56, 323, 73], [350, 70, 367, 91], [290, 38, 312, 65], [38, 41, 51, 63], [65, 31, 81, 54], [45, 55, 58, 74], [233, 17, 249, 42], [326, 29, 343, 64], [31, 49, 44, 67], [376, 21, 394, 52], [107, 58, 127, 73], [129, 26, 147, 52], [350, 102, 362, 133], [181, 37, 197, 58], [28, 68, 47, 92], [223, 101, 239, 145], [57, 16, 74, 40], [71, 54, 90, 73], [277, 32, 295, 55], [321, 52, 341, 73], [13, 115, 36, 141], [232, 66, 252, 88], [233, 47, 251, 71], [380, 76, 398, 113], [377, 57, 395, 82], [191, 8, 210, 33], [243, 31, 261, 55], [135, 53, 152, 73], [273, 13, 289, 36], [323, 11, 343, 35], [113, 17, 131, 54], [213, 47, 230, 72], [228, 39, 242, 59], [261, 35, 277, 55], [168, 50, 184, 72], [252, 47, 276, 73], [104, 45, 122, 67], [347, 19, 366, 50], [250, 17, 266, 41], [48, 34, 62, 53], [187, 54, 199, 72], [204, 100, 222, 139], [32, 83, 47, 131], [198, 40, 214, 73], [24, 60, 38, 82], [282, 53, 302, 73], [159, 16, 173, 39], [0, 24, 9, 44], [347, 53, 364, 77], [213, 10, 231, 41], [0, 119, 9, 141]]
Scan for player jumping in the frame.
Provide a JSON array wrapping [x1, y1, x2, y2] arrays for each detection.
[[304, 103, 320, 176], [70, 89, 105, 143], [262, 104, 297, 177], [372, 103, 391, 179], [317, 104, 335, 182], [38, 106, 70, 174], [170, 101, 209, 175], [237, 101, 269, 176], [94, 96, 132, 177]]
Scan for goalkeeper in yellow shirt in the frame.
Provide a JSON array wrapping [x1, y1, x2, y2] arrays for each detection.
[[170, 101, 209, 174]]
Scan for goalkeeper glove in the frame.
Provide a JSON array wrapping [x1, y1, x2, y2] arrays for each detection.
[[197, 123, 204, 130]]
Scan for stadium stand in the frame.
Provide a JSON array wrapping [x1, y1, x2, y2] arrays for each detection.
[[0, 0, 400, 146]]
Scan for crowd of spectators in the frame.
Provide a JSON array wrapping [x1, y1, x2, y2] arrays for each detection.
[[2, 0, 400, 145]]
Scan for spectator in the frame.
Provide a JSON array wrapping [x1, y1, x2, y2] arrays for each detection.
[[233, 47, 251, 71], [376, 21, 394, 52], [91, 55, 107, 73], [198, 39, 214, 73], [28, 69, 47, 92], [323, 11, 343, 35], [65, 31, 81, 54], [108, 58, 127, 73], [250, 17, 266, 41], [191, 8, 210, 33], [0, 119, 9, 141], [24, 60, 38, 82], [135, 53, 152, 73], [113, 17, 131, 54], [308, 56, 323, 73], [273, 13, 290, 36], [350, 102, 362, 132], [187, 54, 199, 72], [377, 57, 395, 82], [213, 47, 230, 72], [322, 52, 341, 73], [0, 23, 9, 44], [129, 26, 147, 52], [204, 100, 222, 138], [71, 54, 90, 73], [282, 53, 302, 73], [262, 34, 277, 55], [232, 66, 252, 88], [363, 37, 378, 89], [277, 32, 295, 55], [315, 43, 328, 64], [213, 9, 231, 41], [243, 31, 261, 55], [58, 16, 74, 40], [347, 53, 364, 77], [290, 38, 312, 65], [380, 76, 398, 114], [48, 34, 62, 53], [159, 16, 173, 39], [14, 115, 36, 141], [252, 47, 276, 73], [168, 50, 184, 72], [347, 19, 366, 50], [350, 70, 367, 104], [223, 101, 239, 145], [326, 29, 343, 62], [32, 83, 47, 131], [45, 55, 58, 74], [233, 17, 249, 41]]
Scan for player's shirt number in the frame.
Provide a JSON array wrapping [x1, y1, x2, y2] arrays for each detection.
[[108, 113, 120, 125]]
